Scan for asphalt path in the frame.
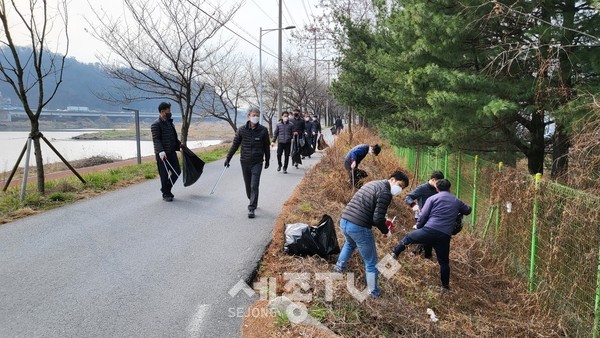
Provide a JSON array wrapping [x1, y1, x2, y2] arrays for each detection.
[[0, 137, 331, 337]]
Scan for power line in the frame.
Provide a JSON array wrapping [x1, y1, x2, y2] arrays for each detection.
[[187, 1, 280, 60], [250, 0, 277, 26]]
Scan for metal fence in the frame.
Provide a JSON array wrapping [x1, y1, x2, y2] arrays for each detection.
[[395, 147, 600, 337]]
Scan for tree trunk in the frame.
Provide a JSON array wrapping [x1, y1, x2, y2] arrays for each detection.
[[31, 119, 45, 194], [527, 111, 545, 175], [551, 123, 569, 179]]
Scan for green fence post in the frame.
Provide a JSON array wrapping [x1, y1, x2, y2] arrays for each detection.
[[444, 149, 448, 177], [456, 153, 462, 200], [529, 173, 542, 293], [482, 206, 495, 240], [435, 148, 440, 172], [594, 244, 600, 338], [471, 155, 479, 231], [495, 162, 503, 238]]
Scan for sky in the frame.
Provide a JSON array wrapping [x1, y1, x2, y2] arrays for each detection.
[[61, 0, 323, 65]]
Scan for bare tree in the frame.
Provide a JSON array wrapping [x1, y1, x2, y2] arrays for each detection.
[[198, 47, 253, 133], [0, 0, 69, 193], [88, 0, 240, 142]]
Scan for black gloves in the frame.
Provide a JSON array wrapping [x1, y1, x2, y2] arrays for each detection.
[[264, 162, 269, 169], [224, 159, 230, 168]]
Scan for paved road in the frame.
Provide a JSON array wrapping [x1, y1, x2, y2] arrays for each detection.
[[0, 143, 329, 337]]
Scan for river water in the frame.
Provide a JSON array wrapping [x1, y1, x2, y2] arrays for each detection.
[[0, 130, 222, 172]]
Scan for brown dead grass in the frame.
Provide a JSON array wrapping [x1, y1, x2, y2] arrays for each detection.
[[242, 127, 564, 337]]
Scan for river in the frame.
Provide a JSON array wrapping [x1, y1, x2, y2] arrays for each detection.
[[0, 130, 222, 172]]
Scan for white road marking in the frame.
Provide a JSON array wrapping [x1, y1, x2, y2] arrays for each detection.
[[187, 304, 210, 337]]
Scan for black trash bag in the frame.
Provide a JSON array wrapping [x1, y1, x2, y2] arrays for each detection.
[[182, 147, 205, 187], [452, 214, 464, 235], [284, 223, 320, 256], [284, 214, 340, 257], [301, 139, 315, 157], [351, 169, 368, 188], [313, 214, 340, 256]]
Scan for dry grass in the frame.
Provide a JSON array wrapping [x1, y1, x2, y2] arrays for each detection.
[[242, 127, 564, 337]]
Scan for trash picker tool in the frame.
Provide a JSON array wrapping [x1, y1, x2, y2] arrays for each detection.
[[210, 166, 227, 195]]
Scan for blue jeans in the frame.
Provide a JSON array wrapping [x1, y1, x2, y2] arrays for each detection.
[[335, 218, 380, 296]]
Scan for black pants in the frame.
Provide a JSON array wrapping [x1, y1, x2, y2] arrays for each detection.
[[393, 227, 451, 288], [276, 142, 291, 169], [241, 162, 263, 211], [156, 152, 180, 195]]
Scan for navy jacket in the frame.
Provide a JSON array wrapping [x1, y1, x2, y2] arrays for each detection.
[[345, 144, 370, 165], [405, 182, 438, 209], [417, 191, 472, 236]]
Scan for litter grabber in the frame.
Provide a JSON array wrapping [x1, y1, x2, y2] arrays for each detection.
[[162, 158, 180, 186], [210, 165, 228, 195]]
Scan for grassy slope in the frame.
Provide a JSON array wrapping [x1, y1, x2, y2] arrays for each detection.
[[242, 127, 563, 337]]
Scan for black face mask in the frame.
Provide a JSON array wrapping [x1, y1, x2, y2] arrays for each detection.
[[165, 112, 172, 119]]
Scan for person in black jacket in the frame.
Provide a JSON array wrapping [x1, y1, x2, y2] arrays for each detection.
[[272, 111, 294, 174], [151, 102, 183, 202], [311, 114, 321, 149], [290, 109, 305, 168], [332, 171, 409, 298], [225, 107, 271, 218]]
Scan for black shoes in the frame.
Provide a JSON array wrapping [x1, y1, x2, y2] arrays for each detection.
[[162, 193, 174, 202], [248, 210, 255, 218], [283, 169, 287, 174], [277, 165, 282, 172]]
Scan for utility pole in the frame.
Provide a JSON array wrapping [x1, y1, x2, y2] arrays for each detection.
[[277, 0, 283, 118], [314, 30, 317, 114]]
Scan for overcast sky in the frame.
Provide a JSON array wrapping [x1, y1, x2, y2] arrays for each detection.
[[60, 0, 322, 64]]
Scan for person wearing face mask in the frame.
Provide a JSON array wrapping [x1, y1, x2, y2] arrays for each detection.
[[290, 109, 306, 168], [344, 144, 381, 187], [271, 111, 294, 174], [332, 171, 409, 298], [405, 171, 445, 258], [151, 102, 183, 202], [301, 113, 316, 159], [224, 107, 271, 218], [391, 179, 472, 293]]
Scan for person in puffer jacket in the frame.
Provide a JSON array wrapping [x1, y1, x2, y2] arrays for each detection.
[[151, 102, 182, 202], [332, 170, 409, 298], [224, 107, 271, 218], [271, 111, 294, 173]]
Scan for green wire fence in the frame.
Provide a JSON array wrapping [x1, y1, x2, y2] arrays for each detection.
[[394, 147, 600, 337]]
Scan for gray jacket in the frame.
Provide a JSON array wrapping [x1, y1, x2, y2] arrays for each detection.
[[341, 179, 393, 234], [272, 120, 293, 144]]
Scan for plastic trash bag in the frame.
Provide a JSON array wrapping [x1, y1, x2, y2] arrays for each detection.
[[317, 134, 329, 150], [313, 214, 340, 256], [182, 147, 205, 187], [284, 214, 340, 257]]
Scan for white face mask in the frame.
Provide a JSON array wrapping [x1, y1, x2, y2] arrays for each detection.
[[304, 117, 309, 121], [391, 185, 403, 196], [250, 116, 259, 124], [283, 117, 289, 122]]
